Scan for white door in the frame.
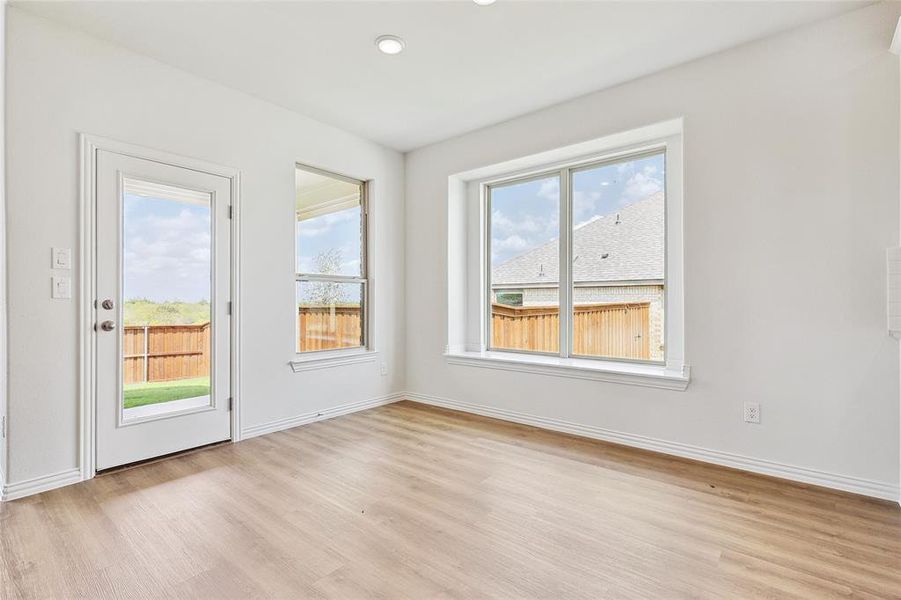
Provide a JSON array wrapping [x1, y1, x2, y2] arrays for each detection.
[[95, 150, 232, 470]]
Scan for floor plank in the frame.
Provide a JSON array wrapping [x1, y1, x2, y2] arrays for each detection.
[[1, 401, 899, 599]]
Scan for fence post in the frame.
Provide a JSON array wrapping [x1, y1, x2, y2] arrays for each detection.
[[143, 325, 149, 383]]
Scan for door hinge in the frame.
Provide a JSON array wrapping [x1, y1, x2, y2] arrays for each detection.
[[1, 415, 6, 439], [227, 301, 232, 315], [228, 205, 233, 219], [227, 397, 233, 411]]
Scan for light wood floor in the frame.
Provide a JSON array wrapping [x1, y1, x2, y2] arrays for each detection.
[[2, 401, 900, 599]]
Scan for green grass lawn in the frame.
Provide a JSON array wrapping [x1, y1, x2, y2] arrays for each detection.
[[124, 299, 210, 326], [123, 377, 211, 409]]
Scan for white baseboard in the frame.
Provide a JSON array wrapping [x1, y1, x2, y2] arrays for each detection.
[[2, 392, 405, 502], [1, 467, 83, 502], [4, 394, 894, 504], [405, 392, 900, 502], [240, 392, 405, 439]]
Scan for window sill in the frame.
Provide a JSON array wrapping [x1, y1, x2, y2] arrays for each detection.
[[444, 350, 690, 391], [290, 349, 377, 373]]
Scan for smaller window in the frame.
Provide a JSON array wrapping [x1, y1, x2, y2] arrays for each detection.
[[295, 165, 368, 353], [495, 291, 523, 307]]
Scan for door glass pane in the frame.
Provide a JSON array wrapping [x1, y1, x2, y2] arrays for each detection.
[[571, 152, 665, 361], [122, 179, 213, 419], [297, 281, 363, 351], [489, 175, 560, 353], [296, 167, 363, 277]]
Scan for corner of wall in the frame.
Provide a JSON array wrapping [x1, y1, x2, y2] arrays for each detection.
[[400, 150, 411, 395], [893, 15, 901, 506], [1, 0, 9, 494]]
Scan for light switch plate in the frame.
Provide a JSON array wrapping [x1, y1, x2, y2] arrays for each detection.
[[52, 247, 72, 270], [52, 276, 71, 299]]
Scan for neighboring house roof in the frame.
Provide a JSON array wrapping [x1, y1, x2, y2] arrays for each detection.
[[492, 191, 664, 287]]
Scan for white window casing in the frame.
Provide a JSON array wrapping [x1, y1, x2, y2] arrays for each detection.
[[291, 164, 374, 370], [446, 119, 688, 390]]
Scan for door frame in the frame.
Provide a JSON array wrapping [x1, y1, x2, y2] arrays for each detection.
[[78, 134, 242, 481]]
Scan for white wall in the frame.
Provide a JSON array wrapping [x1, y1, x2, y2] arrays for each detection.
[[406, 3, 901, 495], [6, 3, 900, 500], [894, 16, 901, 504], [0, 0, 7, 488], [4, 9, 405, 486]]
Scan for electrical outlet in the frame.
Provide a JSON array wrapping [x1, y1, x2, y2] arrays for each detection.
[[380, 361, 388, 376], [743, 402, 761, 424]]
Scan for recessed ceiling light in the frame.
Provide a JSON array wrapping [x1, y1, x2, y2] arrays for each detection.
[[375, 35, 405, 55], [473, 0, 497, 5]]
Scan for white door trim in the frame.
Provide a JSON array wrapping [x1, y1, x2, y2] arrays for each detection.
[[79, 134, 242, 481]]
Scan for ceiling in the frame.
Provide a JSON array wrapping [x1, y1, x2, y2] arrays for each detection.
[[16, 1, 866, 152]]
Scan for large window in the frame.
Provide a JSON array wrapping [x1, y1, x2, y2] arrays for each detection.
[[488, 149, 665, 364], [295, 165, 368, 353]]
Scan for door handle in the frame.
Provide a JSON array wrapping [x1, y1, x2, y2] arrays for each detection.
[[101, 299, 114, 310], [99, 320, 116, 332]]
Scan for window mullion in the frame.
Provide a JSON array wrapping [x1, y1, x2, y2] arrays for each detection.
[[559, 168, 572, 359], [297, 274, 366, 284]]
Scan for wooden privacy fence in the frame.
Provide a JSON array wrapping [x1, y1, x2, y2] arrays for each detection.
[[491, 302, 650, 359], [298, 305, 363, 352], [123, 323, 210, 384]]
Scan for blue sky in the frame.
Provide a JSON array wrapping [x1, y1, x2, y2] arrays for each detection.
[[491, 175, 561, 268], [295, 206, 362, 276], [296, 206, 363, 303], [125, 196, 364, 305], [490, 153, 665, 267], [123, 194, 211, 303], [123, 155, 661, 304]]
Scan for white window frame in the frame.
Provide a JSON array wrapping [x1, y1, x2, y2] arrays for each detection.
[[485, 146, 667, 365], [446, 119, 688, 390], [292, 163, 371, 366]]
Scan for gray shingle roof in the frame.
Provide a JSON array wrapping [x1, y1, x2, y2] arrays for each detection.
[[492, 191, 664, 286]]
